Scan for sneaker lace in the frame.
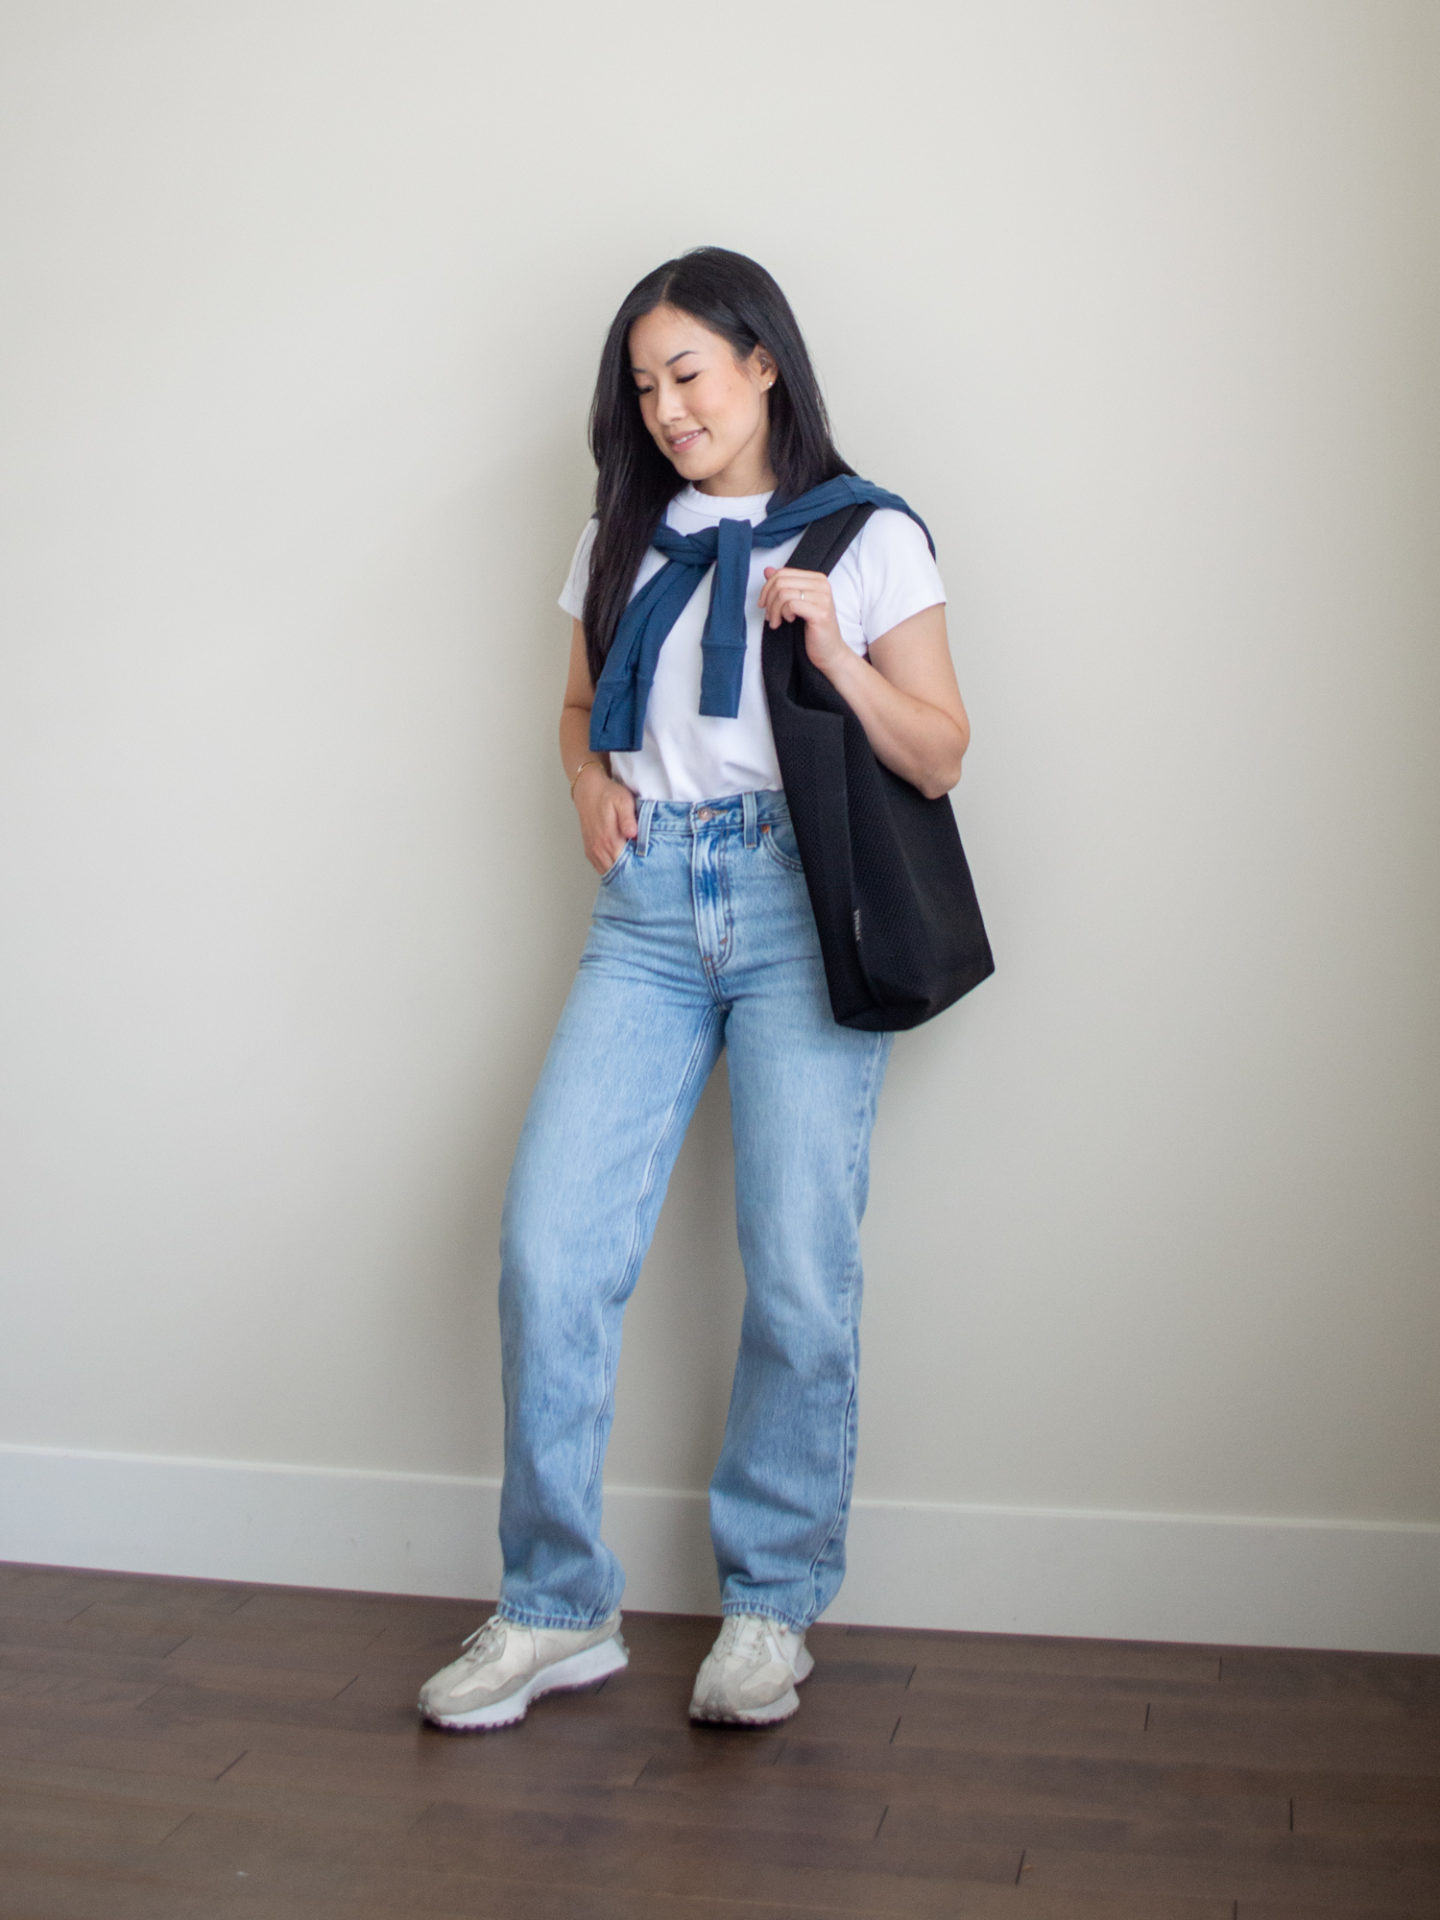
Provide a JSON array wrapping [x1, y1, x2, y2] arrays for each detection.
[[717, 1613, 775, 1663], [458, 1616, 509, 1662]]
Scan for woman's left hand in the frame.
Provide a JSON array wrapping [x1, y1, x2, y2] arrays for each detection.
[[759, 566, 849, 678]]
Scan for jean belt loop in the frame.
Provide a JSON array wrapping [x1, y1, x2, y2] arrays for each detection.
[[635, 797, 654, 858], [742, 789, 758, 850]]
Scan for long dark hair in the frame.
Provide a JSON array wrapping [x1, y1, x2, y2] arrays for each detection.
[[581, 247, 854, 685]]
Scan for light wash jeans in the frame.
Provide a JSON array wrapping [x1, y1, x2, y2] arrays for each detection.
[[497, 791, 892, 1633]]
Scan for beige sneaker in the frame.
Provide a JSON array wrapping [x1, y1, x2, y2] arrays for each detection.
[[418, 1611, 627, 1730], [689, 1612, 814, 1725]]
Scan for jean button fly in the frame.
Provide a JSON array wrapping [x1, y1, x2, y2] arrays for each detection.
[[695, 808, 713, 821]]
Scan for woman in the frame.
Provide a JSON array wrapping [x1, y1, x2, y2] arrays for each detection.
[[420, 247, 969, 1732]]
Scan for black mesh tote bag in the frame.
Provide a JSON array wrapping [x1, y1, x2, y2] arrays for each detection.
[[762, 501, 994, 1031]]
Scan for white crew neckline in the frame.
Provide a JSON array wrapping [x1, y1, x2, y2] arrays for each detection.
[[675, 483, 775, 517]]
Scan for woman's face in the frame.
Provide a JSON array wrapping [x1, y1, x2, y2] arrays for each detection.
[[628, 304, 777, 497]]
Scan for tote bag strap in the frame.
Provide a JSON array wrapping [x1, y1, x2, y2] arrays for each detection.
[[784, 500, 878, 579]]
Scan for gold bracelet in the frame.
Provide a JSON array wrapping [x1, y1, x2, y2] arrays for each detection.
[[568, 756, 604, 797]]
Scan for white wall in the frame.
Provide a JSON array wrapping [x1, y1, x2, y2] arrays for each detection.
[[2, 1, 1438, 1648]]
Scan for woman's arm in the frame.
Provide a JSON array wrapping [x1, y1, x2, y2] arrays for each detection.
[[758, 569, 970, 799], [560, 618, 639, 873]]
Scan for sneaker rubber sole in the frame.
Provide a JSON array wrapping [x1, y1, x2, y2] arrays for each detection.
[[689, 1643, 815, 1727], [421, 1632, 629, 1731]]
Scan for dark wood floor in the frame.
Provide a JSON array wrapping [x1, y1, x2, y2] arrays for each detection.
[[2, 1563, 1439, 1917]]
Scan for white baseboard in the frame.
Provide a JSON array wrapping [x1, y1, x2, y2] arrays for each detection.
[[3, 1443, 1438, 1653]]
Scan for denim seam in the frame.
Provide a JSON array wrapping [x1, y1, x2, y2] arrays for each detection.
[[691, 829, 733, 1002], [498, 1604, 618, 1632], [716, 828, 735, 973], [720, 1601, 809, 1633], [582, 1010, 721, 1515], [802, 1027, 889, 1621], [757, 829, 805, 874]]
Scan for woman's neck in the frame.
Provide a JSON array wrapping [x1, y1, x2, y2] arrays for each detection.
[[694, 450, 778, 498]]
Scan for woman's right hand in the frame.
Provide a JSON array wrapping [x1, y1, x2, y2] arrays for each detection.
[[573, 763, 638, 875]]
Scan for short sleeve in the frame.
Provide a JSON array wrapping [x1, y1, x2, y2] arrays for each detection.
[[846, 508, 946, 646], [558, 517, 598, 620]]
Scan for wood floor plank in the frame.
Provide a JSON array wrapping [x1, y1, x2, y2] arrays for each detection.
[[0, 1674, 162, 1710], [932, 1891, 1233, 1920], [0, 1862, 230, 1920], [223, 1588, 459, 1634], [156, 1625, 382, 1670], [875, 1798, 1291, 1863], [1144, 1696, 1440, 1774], [228, 1729, 654, 1791], [30, 1695, 428, 1761], [67, 1590, 257, 1629], [68, 1581, 255, 1618], [1217, 1647, 1440, 1707], [0, 1565, 166, 1603], [891, 1683, 1150, 1755], [1276, 1770, 1440, 1808], [411, 1792, 1018, 1888], [776, 1734, 1326, 1808], [1236, 1902, 1436, 1920], [156, 1658, 360, 1702], [0, 1822, 223, 1887], [24, 1743, 247, 1781], [423, 1773, 884, 1842], [881, 1800, 1440, 1874], [222, 1890, 910, 1920], [0, 1619, 193, 1661], [1022, 1838, 1440, 1907], [0, 1787, 189, 1847], [0, 1563, 96, 1592], [1169, 1678, 1440, 1727], [0, 1565, 254, 1612], [0, 1594, 98, 1627], [0, 1644, 184, 1691], [182, 1738, 842, 1833], [0, 1647, 355, 1706], [0, 1725, 49, 1765], [0, 1758, 420, 1835], [640, 1749, 1290, 1833], [156, 1805, 1021, 1914], [809, 1656, 918, 1688], [58, 1603, 267, 1644], [905, 1663, 1223, 1701], [134, 1680, 418, 1736], [840, 1624, 1224, 1685], [1293, 1794, 1440, 1842]]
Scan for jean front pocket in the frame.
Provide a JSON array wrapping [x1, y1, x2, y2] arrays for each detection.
[[598, 838, 636, 886], [758, 815, 805, 874]]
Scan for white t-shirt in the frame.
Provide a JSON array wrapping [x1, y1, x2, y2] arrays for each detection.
[[559, 484, 946, 802]]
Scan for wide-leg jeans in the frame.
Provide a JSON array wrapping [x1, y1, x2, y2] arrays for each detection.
[[497, 791, 893, 1633]]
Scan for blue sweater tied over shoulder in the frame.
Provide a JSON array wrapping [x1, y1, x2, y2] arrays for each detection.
[[588, 475, 933, 754]]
